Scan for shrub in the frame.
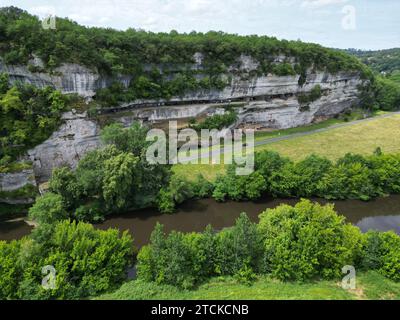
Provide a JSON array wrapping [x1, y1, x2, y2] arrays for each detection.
[[212, 166, 267, 201], [0, 220, 133, 299], [317, 156, 380, 201], [192, 174, 214, 198], [362, 231, 400, 281], [257, 200, 364, 281], [28, 193, 68, 224], [74, 201, 105, 222], [216, 213, 262, 276], [298, 85, 322, 104]]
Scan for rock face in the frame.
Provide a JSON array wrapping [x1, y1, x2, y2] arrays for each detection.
[[1, 55, 365, 182], [0, 60, 102, 98], [27, 111, 101, 181], [0, 169, 37, 204], [110, 71, 361, 130]]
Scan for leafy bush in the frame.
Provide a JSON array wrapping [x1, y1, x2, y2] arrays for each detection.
[[298, 85, 322, 104], [372, 77, 400, 111], [28, 193, 67, 225], [221, 150, 399, 203], [317, 154, 381, 201], [137, 214, 261, 288], [48, 123, 171, 221], [212, 166, 267, 201], [74, 201, 105, 222], [257, 200, 364, 281], [157, 175, 194, 213], [191, 174, 214, 198], [0, 220, 133, 299], [362, 231, 400, 281], [215, 213, 262, 276], [192, 111, 238, 131], [0, 78, 67, 162]]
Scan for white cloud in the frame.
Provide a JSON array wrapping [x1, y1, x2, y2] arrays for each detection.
[[29, 5, 56, 17], [301, 0, 349, 8]]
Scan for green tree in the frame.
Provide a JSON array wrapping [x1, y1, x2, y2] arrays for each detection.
[[102, 152, 139, 209], [28, 193, 68, 225], [258, 200, 364, 281]]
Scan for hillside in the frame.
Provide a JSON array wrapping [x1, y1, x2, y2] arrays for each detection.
[[346, 48, 400, 75]]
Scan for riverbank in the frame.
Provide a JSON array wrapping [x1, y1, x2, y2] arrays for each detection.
[[98, 271, 400, 300], [3, 194, 400, 246]]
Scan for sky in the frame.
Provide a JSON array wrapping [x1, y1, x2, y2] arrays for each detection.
[[1, 0, 399, 50]]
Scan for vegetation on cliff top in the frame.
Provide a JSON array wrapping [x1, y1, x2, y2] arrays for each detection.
[[0, 6, 367, 76]]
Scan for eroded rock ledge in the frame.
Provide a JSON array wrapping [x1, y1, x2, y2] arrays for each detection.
[[0, 55, 365, 188]]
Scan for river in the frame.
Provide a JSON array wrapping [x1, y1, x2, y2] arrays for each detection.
[[1, 195, 400, 247]]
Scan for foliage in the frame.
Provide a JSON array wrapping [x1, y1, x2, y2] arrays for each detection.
[[0, 220, 133, 299], [102, 152, 139, 209], [297, 85, 322, 104], [371, 77, 400, 111], [212, 166, 267, 201], [100, 122, 149, 156], [191, 174, 214, 198], [257, 200, 364, 281], [215, 213, 262, 276], [137, 213, 261, 289], [48, 123, 171, 221], [214, 150, 400, 203], [362, 231, 400, 281], [28, 193, 67, 225], [191, 111, 238, 130], [0, 7, 370, 106], [0, 77, 68, 162], [136, 200, 400, 290], [157, 175, 194, 213], [347, 48, 400, 74]]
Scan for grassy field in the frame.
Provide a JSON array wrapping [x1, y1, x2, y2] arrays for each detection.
[[173, 113, 400, 181], [256, 113, 400, 161], [98, 271, 400, 300]]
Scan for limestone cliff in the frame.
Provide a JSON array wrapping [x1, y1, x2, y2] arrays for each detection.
[[0, 169, 37, 204], [1, 54, 365, 183]]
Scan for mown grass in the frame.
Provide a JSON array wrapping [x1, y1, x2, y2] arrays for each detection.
[[173, 113, 400, 181], [256, 113, 400, 161], [254, 118, 344, 141], [98, 271, 399, 300]]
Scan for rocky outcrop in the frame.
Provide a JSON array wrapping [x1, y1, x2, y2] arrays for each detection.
[[27, 111, 101, 181], [0, 54, 365, 182], [0, 169, 37, 204], [108, 71, 361, 129], [0, 59, 107, 98]]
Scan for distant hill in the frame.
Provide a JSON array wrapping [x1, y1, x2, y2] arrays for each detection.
[[345, 48, 400, 75]]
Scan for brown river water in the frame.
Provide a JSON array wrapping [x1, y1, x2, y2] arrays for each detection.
[[1, 195, 400, 247]]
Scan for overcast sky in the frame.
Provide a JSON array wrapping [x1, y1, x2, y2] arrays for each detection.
[[1, 0, 399, 50]]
